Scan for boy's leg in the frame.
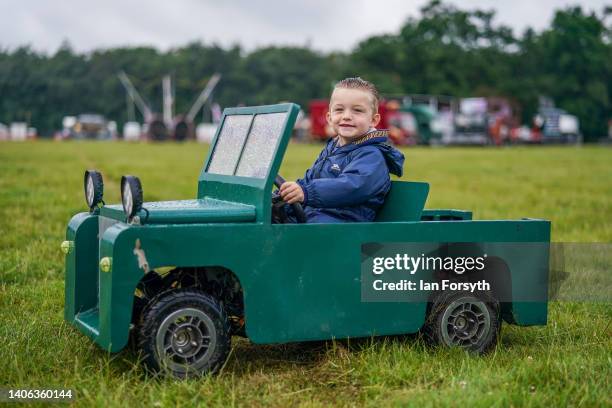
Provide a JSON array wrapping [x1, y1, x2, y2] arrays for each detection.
[[282, 203, 299, 223], [271, 193, 290, 223], [306, 212, 346, 223], [274, 202, 345, 224], [272, 202, 299, 224]]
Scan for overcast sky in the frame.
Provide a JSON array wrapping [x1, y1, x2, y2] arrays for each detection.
[[0, 0, 608, 54]]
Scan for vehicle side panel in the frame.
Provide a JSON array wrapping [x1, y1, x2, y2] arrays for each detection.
[[90, 219, 549, 351]]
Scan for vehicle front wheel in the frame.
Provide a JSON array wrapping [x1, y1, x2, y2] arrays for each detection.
[[138, 288, 230, 378], [424, 290, 500, 354]]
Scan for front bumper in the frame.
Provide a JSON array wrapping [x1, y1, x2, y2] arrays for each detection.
[[64, 212, 137, 352]]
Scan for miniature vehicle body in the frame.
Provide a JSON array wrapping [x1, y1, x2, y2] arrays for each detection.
[[63, 103, 551, 377]]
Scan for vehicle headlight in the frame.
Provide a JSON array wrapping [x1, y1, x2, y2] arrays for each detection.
[[121, 175, 143, 220], [84, 170, 104, 211]]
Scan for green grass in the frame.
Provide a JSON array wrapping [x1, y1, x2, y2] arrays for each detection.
[[0, 141, 610, 407]]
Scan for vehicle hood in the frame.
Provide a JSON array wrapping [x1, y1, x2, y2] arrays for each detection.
[[99, 198, 256, 224]]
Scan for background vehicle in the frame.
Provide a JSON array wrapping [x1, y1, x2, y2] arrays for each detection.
[[62, 114, 114, 140], [451, 97, 521, 145], [531, 97, 581, 144], [118, 71, 220, 141]]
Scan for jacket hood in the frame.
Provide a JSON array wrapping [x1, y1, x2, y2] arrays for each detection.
[[329, 129, 405, 177]]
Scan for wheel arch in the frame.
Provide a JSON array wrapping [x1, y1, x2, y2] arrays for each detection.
[[132, 265, 246, 336]]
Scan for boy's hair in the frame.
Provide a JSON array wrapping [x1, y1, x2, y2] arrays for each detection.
[[333, 77, 380, 113]]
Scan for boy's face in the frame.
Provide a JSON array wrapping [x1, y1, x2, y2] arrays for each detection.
[[327, 88, 381, 144]]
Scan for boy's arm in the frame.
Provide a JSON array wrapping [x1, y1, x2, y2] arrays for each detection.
[[296, 144, 327, 186], [294, 143, 330, 203], [299, 148, 390, 208]]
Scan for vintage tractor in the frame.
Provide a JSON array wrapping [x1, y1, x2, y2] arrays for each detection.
[[63, 103, 550, 378]]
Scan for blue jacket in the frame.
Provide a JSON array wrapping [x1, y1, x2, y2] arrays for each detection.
[[296, 130, 405, 222]]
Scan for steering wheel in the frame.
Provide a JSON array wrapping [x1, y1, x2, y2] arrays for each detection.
[[274, 175, 307, 224]]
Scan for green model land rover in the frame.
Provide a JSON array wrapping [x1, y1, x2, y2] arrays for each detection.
[[63, 103, 550, 378]]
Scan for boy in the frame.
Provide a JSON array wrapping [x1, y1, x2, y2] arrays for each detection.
[[279, 77, 405, 223]]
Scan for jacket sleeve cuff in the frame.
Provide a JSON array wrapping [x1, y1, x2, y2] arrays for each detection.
[[296, 179, 309, 205]]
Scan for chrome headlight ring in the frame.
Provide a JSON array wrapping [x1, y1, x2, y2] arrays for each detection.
[[121, 175, 143, 221], [84, 170, 104, 211]]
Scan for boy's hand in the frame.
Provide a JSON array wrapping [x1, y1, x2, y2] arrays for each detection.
[[279, 181, 305, 204]]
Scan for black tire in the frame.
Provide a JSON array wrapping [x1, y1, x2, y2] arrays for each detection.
[[138, 288, 230, 378], [423, 290, 500, 354]]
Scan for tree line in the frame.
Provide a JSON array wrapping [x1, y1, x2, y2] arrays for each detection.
[[0, 1, 610, 139]]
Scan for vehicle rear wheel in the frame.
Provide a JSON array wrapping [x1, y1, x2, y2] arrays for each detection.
[[138, 288, 230, 378], [424, 290, 500, 354]]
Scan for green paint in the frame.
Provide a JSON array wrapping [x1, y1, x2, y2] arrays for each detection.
[[64, 103, 551, 354]]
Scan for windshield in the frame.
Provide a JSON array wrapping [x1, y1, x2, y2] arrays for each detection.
[[206, 111, 288, 179]]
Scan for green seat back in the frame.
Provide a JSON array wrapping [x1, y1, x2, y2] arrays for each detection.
[[376, 181, 429, 222]]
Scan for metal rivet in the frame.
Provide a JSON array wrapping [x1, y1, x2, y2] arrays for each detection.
[[60, 240, 74, 254], [99, 257, 112, 273]]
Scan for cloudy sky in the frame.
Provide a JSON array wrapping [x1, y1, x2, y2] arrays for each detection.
[[0, 0, 608, 54]]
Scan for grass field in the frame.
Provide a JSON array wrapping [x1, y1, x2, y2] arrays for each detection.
[[0, 141, 610, 407]]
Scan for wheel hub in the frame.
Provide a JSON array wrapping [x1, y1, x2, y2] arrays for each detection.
[[170, 324, 205, 358], [441, 297, 491, 347], [451, 310, 480, 339], [156, 308, 217, 373]]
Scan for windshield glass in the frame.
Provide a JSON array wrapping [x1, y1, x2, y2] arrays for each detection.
[[207, 111, 288, 178]]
